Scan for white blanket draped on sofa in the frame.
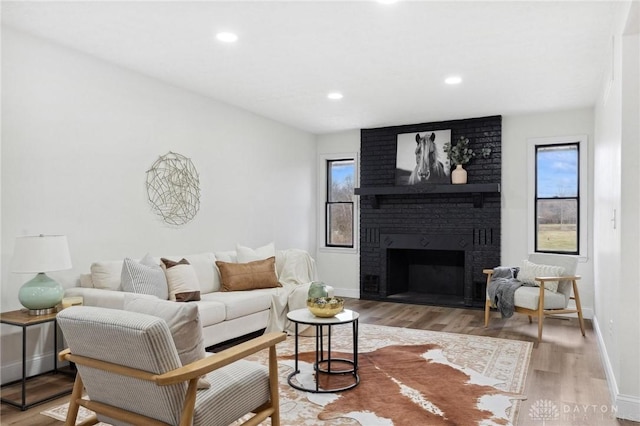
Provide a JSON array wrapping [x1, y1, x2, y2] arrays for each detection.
[[267, 249, 318, 334]]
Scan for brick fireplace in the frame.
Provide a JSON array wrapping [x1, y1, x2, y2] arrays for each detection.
[[356, 116, 502, 308]]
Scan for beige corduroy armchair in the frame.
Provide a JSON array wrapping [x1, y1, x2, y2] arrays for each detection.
[[484, 253, 585, 342], [57, 306, 285, 426]]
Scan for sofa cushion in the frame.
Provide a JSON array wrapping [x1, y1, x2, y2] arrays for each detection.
[[216, 257, 280, 292], [192, 299, 227, 328], [514, 286, 567, 310], [236, 242, 275, 263], [121, 254, 168, 300], [90, 260, 125, 290], [214, 250, 237, 263], [65, 287, 156, 310], [123, 294, 210, 388], [518, 259, 565, 293], [161, 258, 201, 302], [79, 274, 93, 288], [201, 289, 275, 321]]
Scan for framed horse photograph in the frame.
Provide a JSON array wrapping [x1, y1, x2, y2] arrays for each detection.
[[395, 129, 451, 185]]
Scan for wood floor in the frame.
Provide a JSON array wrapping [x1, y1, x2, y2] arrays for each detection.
[[1, 299, 636, 425]]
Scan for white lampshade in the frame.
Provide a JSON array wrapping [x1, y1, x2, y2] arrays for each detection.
[[12, 235, 72, 273]]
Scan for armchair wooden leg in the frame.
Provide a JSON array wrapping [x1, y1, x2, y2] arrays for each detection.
[[178, 379, 198, 426], [528, 315, 533, 324], [484, 299, 491, 327], [76, 417, 99, 426], [66, 374, 85, 426], [537, 313, 544, 342], [572, 280, 586, 337], [268, 345, 281, 426], [537, 286, 545, 342]]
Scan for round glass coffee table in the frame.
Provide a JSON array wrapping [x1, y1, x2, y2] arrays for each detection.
[[286, 308, 359, 393]]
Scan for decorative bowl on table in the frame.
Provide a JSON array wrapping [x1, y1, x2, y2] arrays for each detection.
[[307, 297, 345, 318]]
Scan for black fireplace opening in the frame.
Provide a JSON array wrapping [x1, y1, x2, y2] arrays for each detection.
[[387, 248, 465, 306]]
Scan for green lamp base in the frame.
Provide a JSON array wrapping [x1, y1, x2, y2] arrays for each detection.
[[18, 273, 64, 316]]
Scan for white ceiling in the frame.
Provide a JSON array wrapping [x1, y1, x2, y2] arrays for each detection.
[[1, 1, 625, 134]]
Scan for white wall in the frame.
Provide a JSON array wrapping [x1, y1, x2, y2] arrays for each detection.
[[316, 130, 360, 297], [502, 109, 595, 318], [618, 31, 640, 408], [592, 1, 639, 419], [1, 27, 316, 381]]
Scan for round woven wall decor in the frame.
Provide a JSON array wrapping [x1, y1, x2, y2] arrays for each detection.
[[146, 152, 200, 226]]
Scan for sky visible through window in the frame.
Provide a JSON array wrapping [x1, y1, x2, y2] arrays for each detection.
[[537, 146, 578, 198], [332, 161, 355, 185]]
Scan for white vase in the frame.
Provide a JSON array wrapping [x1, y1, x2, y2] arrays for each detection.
[[451, 164, 467, 184]]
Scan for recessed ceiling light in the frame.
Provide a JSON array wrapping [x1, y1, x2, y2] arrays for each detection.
[[327, 92, 343, 100], [216, 32, 238, 43], [445, 76, 462, 85]]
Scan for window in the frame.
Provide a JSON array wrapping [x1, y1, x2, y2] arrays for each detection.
[[326, 159, 355, 248], [531, 138, 586, 255], [528, 135, 587, 257]]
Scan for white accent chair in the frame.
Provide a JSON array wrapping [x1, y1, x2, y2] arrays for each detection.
[[484, 253, 585, 342], [57, 306, 285, 426]]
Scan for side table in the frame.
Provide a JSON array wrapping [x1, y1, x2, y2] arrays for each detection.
[[1, 309, 74, 410], [286, 308, 359, 393]]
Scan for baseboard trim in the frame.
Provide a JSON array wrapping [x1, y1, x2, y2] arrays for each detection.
[[616, 394, 640, 422], [593, 316, 640, 421], [1, 350, 56, 385], [333, 288, 360, 299], [582, 307, 594, 319]]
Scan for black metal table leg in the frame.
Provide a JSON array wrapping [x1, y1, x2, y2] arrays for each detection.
[[286, 309, 360, 394], [21, 324, 27, 409]]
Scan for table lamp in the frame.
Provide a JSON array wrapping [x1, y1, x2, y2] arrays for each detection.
[[12, 234, 72, 315]]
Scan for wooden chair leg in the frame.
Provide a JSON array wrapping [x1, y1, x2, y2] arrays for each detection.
[[572, 280, 586, 337], [76, 416, 99, 426], [528, 315, 533, 324], [269, 345, 280, 426], [537, 312, 544, 342], [484, 299, 491, 327], [66, 374, 85, 426], [178, 379, 198, 426], [537, 285, 545, 342]]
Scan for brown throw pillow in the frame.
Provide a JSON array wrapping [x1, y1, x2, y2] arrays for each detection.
[[161, 258, 201, 302], [215, 256, 280, 291]]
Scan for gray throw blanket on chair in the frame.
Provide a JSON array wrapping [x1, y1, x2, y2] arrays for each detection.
[[487, 266, 524, 318]]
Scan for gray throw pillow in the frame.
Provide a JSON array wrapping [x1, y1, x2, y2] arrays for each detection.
[[121, 254, 168, 300]]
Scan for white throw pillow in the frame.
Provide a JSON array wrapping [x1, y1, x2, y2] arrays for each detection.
[[236, 242, 275, 263], [518, 260, 565, 293], [90, 260, 125, 290], [161, 258, 201, 302], [214, 250, 237, 263], [162, 253, 216, 294], [123, 294, 210, 389], [121, 254, 168, 300], [79, 274, 94, 288]]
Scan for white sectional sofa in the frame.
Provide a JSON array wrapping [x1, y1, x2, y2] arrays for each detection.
[[64, 247, 316, 348]]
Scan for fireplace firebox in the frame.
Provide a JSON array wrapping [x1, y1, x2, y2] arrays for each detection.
[[379, 233, 474, 306], [388, 248, 465, 299]]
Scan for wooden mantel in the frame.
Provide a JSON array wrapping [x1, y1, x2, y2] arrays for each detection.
[[354, 183, 501, 208]]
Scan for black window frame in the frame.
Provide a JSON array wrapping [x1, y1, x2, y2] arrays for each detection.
[[325, 158, 355, 248], [534, 142, 580, 255]]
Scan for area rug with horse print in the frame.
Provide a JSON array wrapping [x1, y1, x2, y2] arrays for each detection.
[[42, 324, 531, 426]]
